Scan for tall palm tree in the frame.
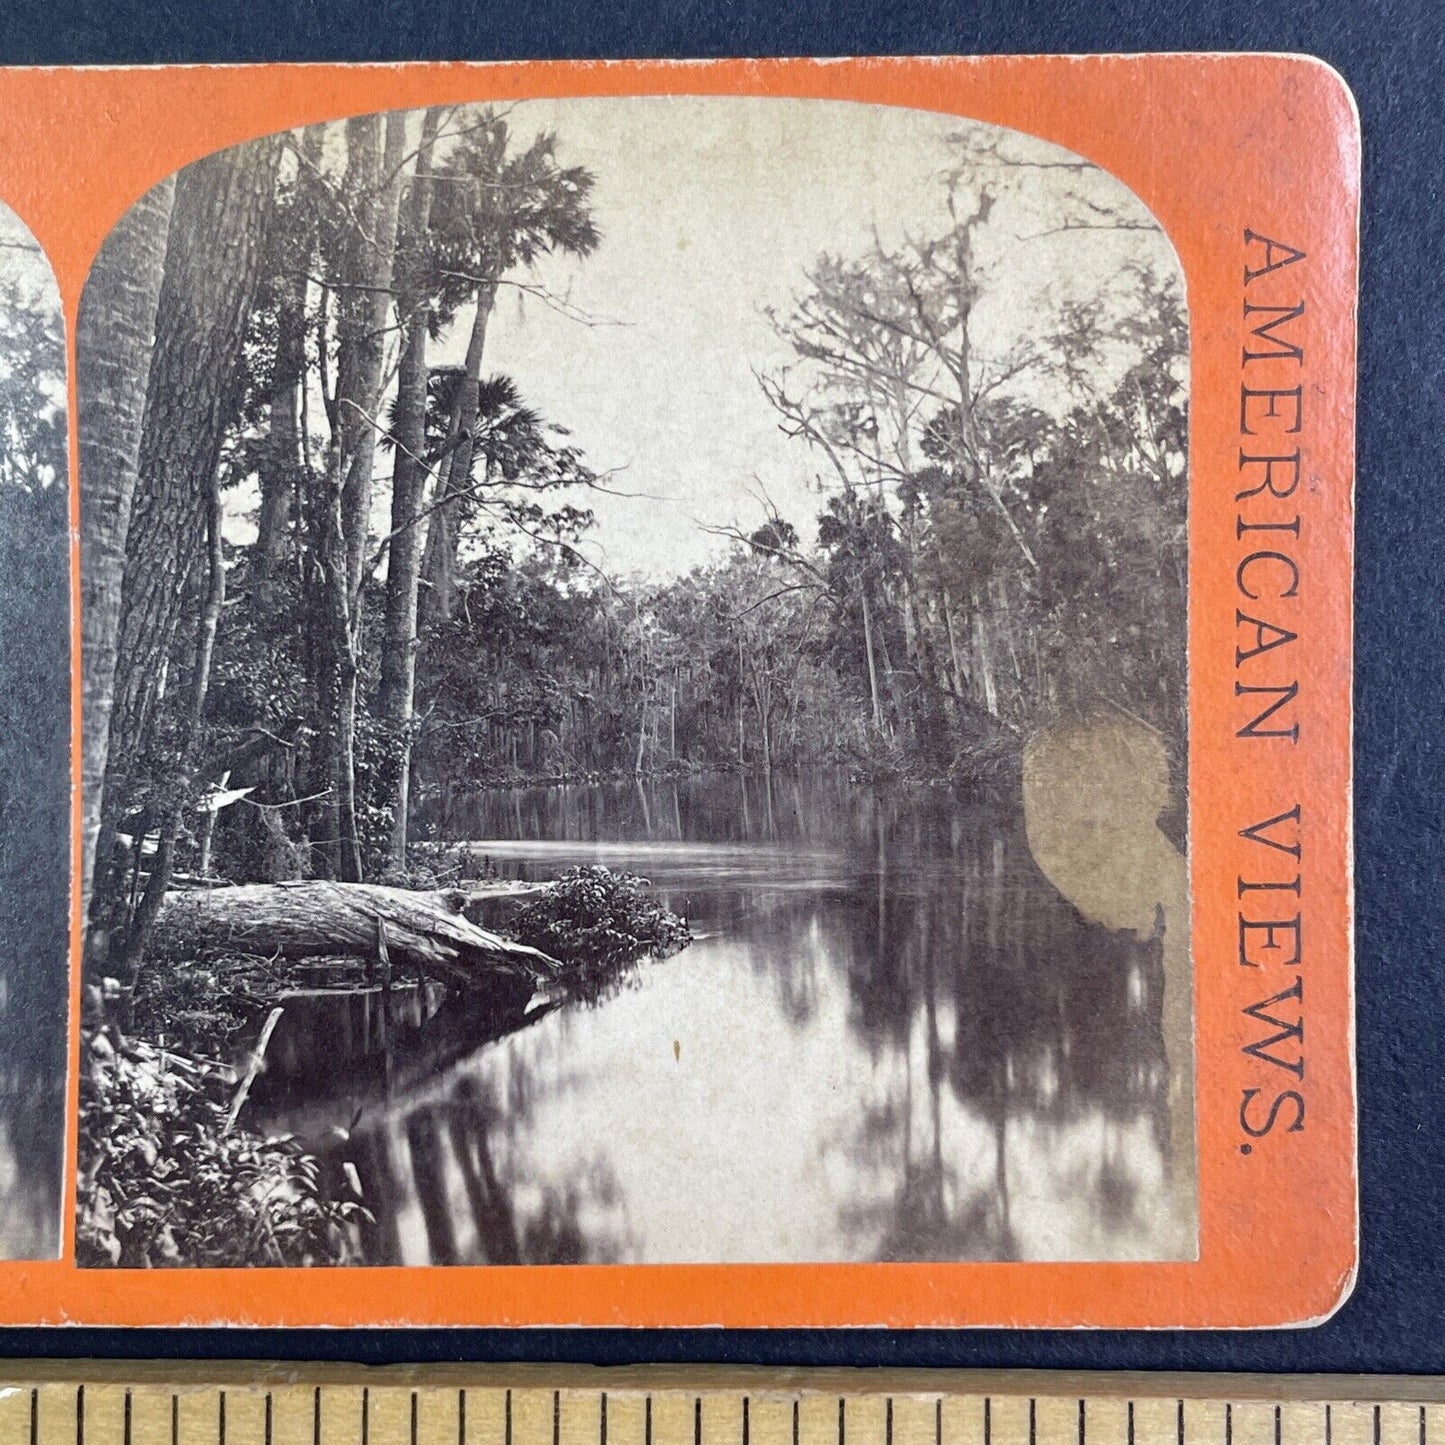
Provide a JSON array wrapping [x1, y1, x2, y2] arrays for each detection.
[[417, 113, 600, 630], [377, 111, 599, 870]]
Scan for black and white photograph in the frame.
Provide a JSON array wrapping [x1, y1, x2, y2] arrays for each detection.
[[74, 96, 1193, 1269], [0, 200, 69, 1262]]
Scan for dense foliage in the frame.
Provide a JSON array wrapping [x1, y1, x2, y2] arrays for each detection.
[[81, 109, 1186, 958], [76, 1034, 361, 1267], [511, 866, 692, 984]]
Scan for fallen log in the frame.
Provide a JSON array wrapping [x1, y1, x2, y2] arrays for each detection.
[[431, 880, 550, 928], [152, 880, 562, 989]]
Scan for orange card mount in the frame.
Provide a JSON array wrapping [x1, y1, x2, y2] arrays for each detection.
[[0, 54, 1356, 1327]]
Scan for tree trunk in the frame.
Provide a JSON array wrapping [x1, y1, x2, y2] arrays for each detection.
[[152, 881, 561, 988], [120, 467, 227, 977], [96, 138, 280, 930], [942, 587, 966, 695], [314, 438, 359, 881], [634, 699, 648, 775], [418, 282, 497, 629], [378, 107, 442, 870], [76, 177, 176, 933], [758, 680, 773, 779], [314, 113, 406, 882], [252, 258, 305, 607], [860, 583, 885, 732], [253, 121, 323, 611], [341, 113, 408, 612], [972, 589, 998, 718]]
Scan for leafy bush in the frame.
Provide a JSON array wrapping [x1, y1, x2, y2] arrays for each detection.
[[847, 729, 908, 783], [76, 1032, 363, 1268], [510, 866, 690, 985]]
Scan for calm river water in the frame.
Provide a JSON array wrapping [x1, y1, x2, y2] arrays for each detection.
[[284, 769, 1194, 1266]]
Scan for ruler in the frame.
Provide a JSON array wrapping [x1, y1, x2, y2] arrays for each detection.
[[0, 1373, 1441, 1445]]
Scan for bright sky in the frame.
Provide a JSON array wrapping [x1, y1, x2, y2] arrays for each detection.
[[464, 96, 983, 582], [237, 99, 1176, 581], [424, 96, 1180, 581], [223, 98, 1184, 577]]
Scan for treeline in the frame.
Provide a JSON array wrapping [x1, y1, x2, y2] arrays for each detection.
[[79, 107, 604, 977], [416, 142, 1188, 798], [78, 107, 1186, 981], [734, 151, 1188, 782]]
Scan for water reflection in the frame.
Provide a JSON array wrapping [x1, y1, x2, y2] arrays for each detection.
[[1022, 718, 1194, 1232], [262, 762, 1195, 1264]]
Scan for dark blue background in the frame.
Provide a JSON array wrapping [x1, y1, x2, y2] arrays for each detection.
[[2, 0, 1438, 1373]]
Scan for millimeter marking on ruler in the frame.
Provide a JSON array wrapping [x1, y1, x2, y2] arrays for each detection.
[[13, 1377, 1445, 1445]]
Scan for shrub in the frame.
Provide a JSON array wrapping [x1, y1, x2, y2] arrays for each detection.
[[76, 1032, 363, 1268], [509, 866, 690, 989], [130, 955, 260, 1058], [847, 728, 908, 783]]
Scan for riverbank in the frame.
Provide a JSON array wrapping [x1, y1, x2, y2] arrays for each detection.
[[77, 866, 690, 1268], [419, 738, 1024, 800], [420, 757, 712, 794], [846, 729, 1023, 794], [281, 766, 1188, 1265]]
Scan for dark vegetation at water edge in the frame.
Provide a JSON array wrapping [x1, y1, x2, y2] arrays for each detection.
[[510, 866, 692, 998], [72, 102, 1186, 1266], [76, 1032, 364, 1267], [76, 107, 1187, 978], [77, 865, 689, 1267]]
